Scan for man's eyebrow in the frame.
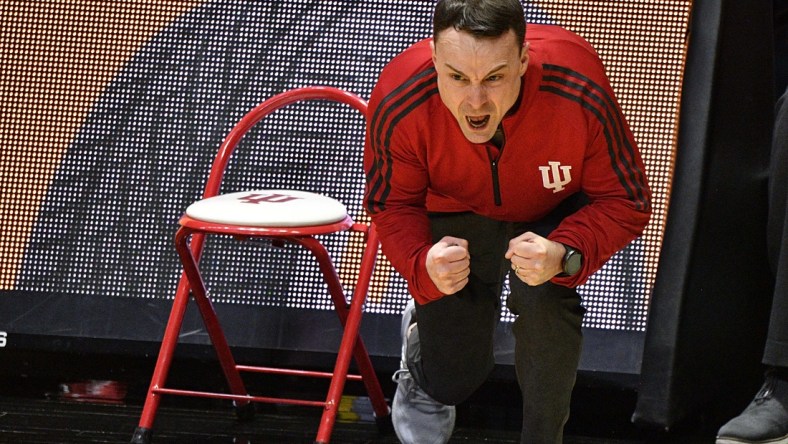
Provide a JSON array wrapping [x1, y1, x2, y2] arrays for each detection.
[[444, 62, 509, 78]]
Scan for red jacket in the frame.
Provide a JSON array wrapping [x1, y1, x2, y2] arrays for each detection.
[[364, 24, 651, 304]]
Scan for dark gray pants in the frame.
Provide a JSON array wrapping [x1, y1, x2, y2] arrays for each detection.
[[764, 87, 788, 368], [409, 211, 585, 444]]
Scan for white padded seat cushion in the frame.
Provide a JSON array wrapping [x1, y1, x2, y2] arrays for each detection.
[[185, 190, 348, 227]]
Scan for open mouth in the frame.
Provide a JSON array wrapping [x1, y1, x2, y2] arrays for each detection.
[[466, 115, 490, 129]]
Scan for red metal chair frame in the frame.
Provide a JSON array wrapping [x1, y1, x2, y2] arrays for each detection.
[[131, 87, 389, 444]]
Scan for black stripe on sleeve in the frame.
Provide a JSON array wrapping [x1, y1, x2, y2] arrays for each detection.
[[540, 64, 649, 211], [365, 68, 437, 214]]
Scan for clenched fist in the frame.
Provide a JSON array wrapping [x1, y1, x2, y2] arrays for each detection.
[[505, 232, 565, 286], [426, 236, 471, 295]]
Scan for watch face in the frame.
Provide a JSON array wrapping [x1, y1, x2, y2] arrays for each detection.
[[564, 251, 582, 276]]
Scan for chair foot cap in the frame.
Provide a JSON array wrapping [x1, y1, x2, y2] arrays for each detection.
[[130, 427, 152, 444]]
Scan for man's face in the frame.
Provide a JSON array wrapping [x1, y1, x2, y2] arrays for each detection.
[[431, 29, 529, 144]]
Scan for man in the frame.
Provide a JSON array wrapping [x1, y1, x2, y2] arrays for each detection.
[[715, 87, 788, 444], [363, 0, 651, 442]]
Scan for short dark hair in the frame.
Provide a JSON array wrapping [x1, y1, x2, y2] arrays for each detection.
[[433, 0, 526, 49]]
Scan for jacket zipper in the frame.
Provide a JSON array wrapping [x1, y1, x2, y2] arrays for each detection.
[[488, 124, 506, 206], [487, 144, 503, 206], [491, 158, 502, 206]]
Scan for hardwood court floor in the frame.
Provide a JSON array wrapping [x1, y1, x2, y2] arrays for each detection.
[[0, 388, 721, 444], [0, 393, 711, 444], [0, 350, 721, 443]]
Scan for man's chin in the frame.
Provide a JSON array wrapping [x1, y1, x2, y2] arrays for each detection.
[[461, 128, 494, 144]]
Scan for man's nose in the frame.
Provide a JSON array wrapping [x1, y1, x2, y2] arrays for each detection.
[[466, 85, 488, 109]]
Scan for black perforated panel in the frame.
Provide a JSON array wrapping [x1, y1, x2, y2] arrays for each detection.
[[1, 0, 690, 334]]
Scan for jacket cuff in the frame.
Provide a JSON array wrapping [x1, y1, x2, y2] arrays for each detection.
[[408, 249, 446, 304]]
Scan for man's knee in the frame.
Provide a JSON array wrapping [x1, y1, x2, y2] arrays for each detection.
[[412, 356, 494, 405], [405, 321, 495, 405]]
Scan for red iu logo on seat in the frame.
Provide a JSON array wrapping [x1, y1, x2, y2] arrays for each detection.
[[238, 193, 302, 204]]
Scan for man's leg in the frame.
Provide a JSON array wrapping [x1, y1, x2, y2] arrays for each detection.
[[392, 212, 510, 443], [763, 87, 788, 376], [716, 87, 788, 444], [508, 275, 585, 444], [391, 298, 457, 444]]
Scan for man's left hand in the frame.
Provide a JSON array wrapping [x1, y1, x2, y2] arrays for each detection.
[[504, 232, 565, 286]]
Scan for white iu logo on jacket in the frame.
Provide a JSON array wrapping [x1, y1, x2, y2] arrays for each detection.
[[539, 161, 572, 193]]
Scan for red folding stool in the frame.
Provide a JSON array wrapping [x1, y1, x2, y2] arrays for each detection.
[[131, 86, 390, 444]]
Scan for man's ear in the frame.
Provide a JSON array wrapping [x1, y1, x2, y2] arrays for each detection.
[[430, 39, 437, 65], [520, 41, 530, 76]]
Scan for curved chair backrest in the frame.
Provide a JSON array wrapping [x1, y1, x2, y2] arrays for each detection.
[[201, 86, 368, 201]]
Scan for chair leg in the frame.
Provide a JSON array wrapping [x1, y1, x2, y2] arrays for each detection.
[[348, 321, 390, 419], [175, 227, 250, 403], [316, 287, 390, 443], [300, 237, 389, 443], [345, 230, 390, 421], [315, 283, 361, 443], [132, 274, 193, 443]]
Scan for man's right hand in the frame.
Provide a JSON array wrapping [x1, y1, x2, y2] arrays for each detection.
[[425, 236, 470, 295]]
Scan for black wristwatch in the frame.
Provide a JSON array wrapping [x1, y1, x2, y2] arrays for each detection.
[[560, 244, 583, 276]]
